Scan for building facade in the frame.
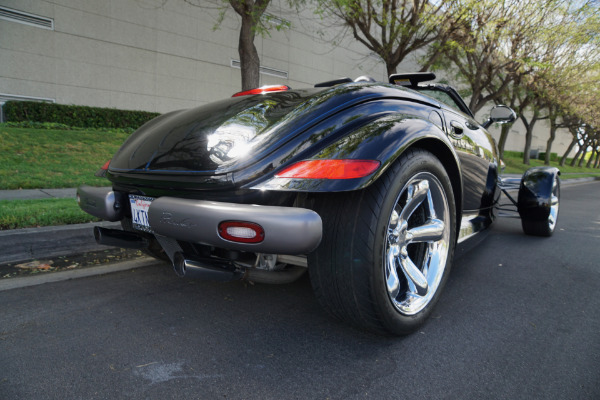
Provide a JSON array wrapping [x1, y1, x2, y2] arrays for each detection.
[[0, 0, 574, 157]]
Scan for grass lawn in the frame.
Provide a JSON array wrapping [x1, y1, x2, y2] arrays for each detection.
[[0, 198, 100, 230], [0, 126, 129, 190], [502, 151, 600, 177]]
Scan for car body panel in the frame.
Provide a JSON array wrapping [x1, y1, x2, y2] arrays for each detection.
[[86, 80, 515, 254]]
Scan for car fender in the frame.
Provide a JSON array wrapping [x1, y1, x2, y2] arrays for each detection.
[[517, 166, 561, 221], [250, 113, 462, 195]]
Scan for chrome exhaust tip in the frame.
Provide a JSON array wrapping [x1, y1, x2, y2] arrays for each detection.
[[172, 252, 243, 282]]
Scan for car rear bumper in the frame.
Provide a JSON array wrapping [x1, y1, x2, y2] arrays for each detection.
[[77, 185, 322, 255], [77, 185, 125, 221]]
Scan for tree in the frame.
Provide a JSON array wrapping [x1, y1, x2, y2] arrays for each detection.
[[532, 1, 600, 164], [559, 117, 584, 167], [229, 0, 270, 90], [316, 0, 475, 76], [437, 0, 576, 115], [458, 0, 599, 162], [186, 0, 296, 91]]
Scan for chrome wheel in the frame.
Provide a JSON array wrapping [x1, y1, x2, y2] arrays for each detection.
[[548, 178, 559, 232], [385, 172, 451, 315]]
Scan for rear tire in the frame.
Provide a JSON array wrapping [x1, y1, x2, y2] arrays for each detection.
[[308, 148, 456, 335]]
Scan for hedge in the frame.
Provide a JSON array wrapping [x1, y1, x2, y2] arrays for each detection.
[[3, 101, 160, 130], [538, 152, 559, 162]]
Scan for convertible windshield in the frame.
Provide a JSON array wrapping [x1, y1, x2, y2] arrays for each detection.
[[412, 85, 474, 118], [416, 88, 462, 111]]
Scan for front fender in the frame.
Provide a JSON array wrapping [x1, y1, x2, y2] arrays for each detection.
[[517, 166, 561, 221], [250, 113, 460, 192]]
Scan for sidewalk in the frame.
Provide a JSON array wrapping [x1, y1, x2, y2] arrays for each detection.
[[0, 187, 78, 201]]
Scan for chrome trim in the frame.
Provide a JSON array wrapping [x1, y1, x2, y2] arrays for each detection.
[[457, 214, 491, 244], [548, 179, 559, 232]]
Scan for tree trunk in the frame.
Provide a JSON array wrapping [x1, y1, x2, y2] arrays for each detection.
[[386, 62, 397, 77], [497, 124, 510, 160], [577, 145, 588, 167], [238, 13, 260, 91], [560, 138, 577, 166], [545, 116, 557, 165], [570, 147, 583, 167], [468, 88, 482, 115], [229, 0, 270, 91], [594, 150, 600, 169], [521, 110, 539, 165], [586, 145, 597, 168]]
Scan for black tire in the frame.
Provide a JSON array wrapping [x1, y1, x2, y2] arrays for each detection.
[[121, 217, 170, 262], [521, 176, 560, 237], [308, 148, 456, 335]]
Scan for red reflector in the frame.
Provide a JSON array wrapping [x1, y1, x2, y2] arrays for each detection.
[[275, 160, 381, 179], [218, 221, 265, 243], [232, 85, 290, 97], [101, 160, 111, 170]]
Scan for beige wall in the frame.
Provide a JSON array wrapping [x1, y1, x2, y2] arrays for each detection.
[[0, 0, 385, 111], [0, 0, 574, 157]]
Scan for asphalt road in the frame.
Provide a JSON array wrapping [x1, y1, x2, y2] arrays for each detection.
[[1, 182, 599, 400]]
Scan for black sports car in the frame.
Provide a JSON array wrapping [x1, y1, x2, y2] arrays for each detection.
[[78, 72, 560, 335]]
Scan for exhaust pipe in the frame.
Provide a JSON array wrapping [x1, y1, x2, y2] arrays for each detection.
[[94, 226, 149, 249], [173, 252, 243, 282]]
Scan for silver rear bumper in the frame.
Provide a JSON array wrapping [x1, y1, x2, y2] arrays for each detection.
[[149, 197, 322, 255], [77, 185, 125, 221], [77, 186, 322, 255]]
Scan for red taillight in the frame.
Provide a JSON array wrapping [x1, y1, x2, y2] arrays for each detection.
[[95, 159, 111, 177], [218, 221, 265, 243], [275, 159, 381, 179], [232, 85, 290, 97]]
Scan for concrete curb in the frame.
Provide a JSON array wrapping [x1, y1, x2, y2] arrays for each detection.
[[0, 257, 157, 292], [0, 220, 121, 264]]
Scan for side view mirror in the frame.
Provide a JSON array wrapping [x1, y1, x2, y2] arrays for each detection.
[[482, 105, 517, 129]]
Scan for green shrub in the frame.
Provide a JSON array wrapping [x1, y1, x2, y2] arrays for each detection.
[[3, 101, 160, 130], [538, 152, 559, 162], [0, 121, 134, 134], [503, 150, 524, 158]]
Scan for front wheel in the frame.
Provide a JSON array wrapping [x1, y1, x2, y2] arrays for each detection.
[[308, 148, 456, 335], [521, 175, 560, 237]]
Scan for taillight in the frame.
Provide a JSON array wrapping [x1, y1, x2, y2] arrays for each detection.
[[232, 85, 290, 97], [218, 221, 265, 243], [275, 159, 380, 179], [95, 160, 111, 177]]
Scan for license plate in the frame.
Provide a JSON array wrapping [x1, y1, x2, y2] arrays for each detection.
[[129, 195, 154, 232]]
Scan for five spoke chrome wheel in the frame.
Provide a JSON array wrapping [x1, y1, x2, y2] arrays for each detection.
[[384, 172, 451, 315]]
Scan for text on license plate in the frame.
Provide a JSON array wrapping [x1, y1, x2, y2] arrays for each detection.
[[129, 195, 154, 232]]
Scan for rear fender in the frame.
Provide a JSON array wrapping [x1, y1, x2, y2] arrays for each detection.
[[251, 114, 461, 194], [517, 167, 560, 221]]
